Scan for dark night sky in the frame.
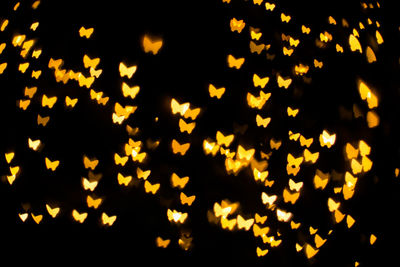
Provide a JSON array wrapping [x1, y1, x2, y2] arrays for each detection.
[[1, 0, 400, 266]]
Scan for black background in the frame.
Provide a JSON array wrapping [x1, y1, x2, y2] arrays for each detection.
[[1, 0, 400, 266]]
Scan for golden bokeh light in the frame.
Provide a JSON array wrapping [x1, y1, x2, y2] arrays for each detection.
[[0, 1, 392, 264]]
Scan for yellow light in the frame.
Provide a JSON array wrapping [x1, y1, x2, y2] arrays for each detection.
[[237, 145, 255, 161], [287, 107, 299, 117], [119, 62, 137, 79], [253, 223, 270, 237], [45, 157, 60, 171], [144, 181, 160, 194], [256, 114, 271, 128], [0, 43, 5, 55], [171, 98, 190, 116], [319, 130, 336, 148], [142, 34, 163, 55], [276, 209, 292, 222], [345, 172, 358, 188], [31, 213, 43, 224], [0, 19, 9, 32], [87, 195, 102, 209], [46, 204, 60, 218], [12, 34, 26, 47], [137, 167, 151, 180], [101, 213, 117, 226], [376, 30, 384, 44], [283, 188, 300, 204], [301, 25, 311, 34], [72, 210, 88, 223], [237, 215, 254, 231], [294, 64, 309, 75], [208, 84, 225, 99], [117, 173, 132, 186], [346, 215, 356, 228], [28, 138, 41, 151], [250, 29, 262, 41], [370, 234, 377, 245], [349, 34, 362, 53], [5, 152, 15, 163], [328, 16, 337, 25], [180, 192, 196, 206], [261, 192, 277, 206], [320, 31, 332, 42], [280, 13, 291, 23], [30, 22, 39, 31], [156, 237, 170, 248], [171, 139, 190, 155], [82, 177, 98, 191], [305, 244, 319, 258], [314, 234, 326, 248], [253, 168, 268, 182], [79, 26, 94, 39], [265, 2, 275, 11], [277, 74, 292, 89], [327, 198, 340, 212], [230, 18, 246, 33], [167, 209, 188, 223], [83, 155, 99, 170], [366, 46, 377, 63], [214, 203, 231, 218], [203, 139, 219, 156], [171, 173, 189, 189], [358, 80, 378, 109], [227, 54, 245, 69], [366, 111, 379, 128]]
